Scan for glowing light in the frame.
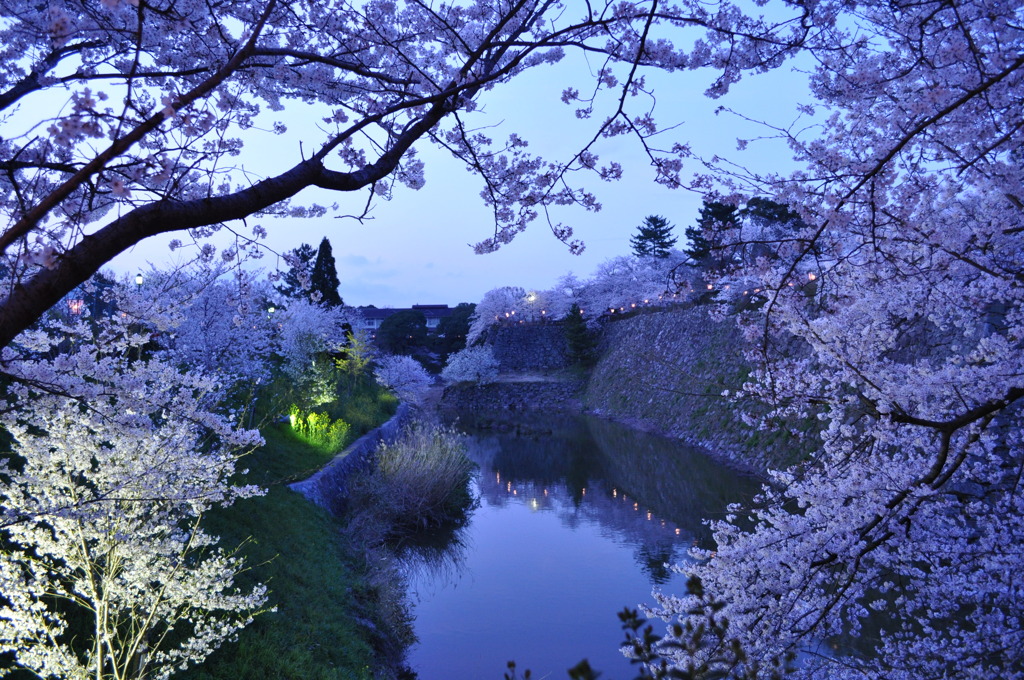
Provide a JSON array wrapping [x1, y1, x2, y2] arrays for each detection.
[[675, 528, 681, 535], [707, 284, 713, 290], [633, 502, 639, 510], [612, 489, 617, 498], [135, 273, 143, 286], [530, 499, 538, 510], [646, 512, 652, 520], [526, 292, 537, 302], [507, 482, 511, 492], [808, 272, 817, 281], [67, 299, 84, 315]]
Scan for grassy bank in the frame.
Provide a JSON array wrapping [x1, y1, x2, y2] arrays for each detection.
[[182, 384, 399, 680]]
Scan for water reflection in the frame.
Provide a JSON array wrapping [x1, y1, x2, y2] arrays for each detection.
[[398, 411, 761, 680], [464, 412, 760, 552]]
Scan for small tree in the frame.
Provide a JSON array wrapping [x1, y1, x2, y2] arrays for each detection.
[[376, 310, 428, 355], [434, 302, 476, 356], [374, 354, 433, 406], [630, 215, 677, 258], [0, 336, 267, 680], [310, 237, 343, 307], [563, 303, 596, 367], [441, 345, 500, 385], [276, 243, 317, 299]]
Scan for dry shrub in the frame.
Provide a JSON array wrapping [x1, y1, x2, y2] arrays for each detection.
[[346, 423, 475, 542]]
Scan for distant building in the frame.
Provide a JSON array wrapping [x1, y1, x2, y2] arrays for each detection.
[[357, 304, 455, 335]]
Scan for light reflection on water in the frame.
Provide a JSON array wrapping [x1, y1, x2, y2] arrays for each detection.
[[399, 413, 761, 680]]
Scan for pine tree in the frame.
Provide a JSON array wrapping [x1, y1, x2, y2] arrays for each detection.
[[563, 303, 596, 367], [310, 237, 343, 307], [276, 243, 317, 299], [630, 215, 678, 258], [686, 201, 738, 268]]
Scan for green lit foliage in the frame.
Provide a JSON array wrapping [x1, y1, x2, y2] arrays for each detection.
[[335, 329, 376, 388], [288, 405, 350, 452]]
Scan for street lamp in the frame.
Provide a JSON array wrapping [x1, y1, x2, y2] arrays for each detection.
[[135, 273, 143, 287]]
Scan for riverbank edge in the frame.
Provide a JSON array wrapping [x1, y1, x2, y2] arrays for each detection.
[[289, 401, 413, 516], [442, 305, 815, 477]]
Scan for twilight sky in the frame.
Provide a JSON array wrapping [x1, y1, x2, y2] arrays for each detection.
[[110, 51, 810, 308]]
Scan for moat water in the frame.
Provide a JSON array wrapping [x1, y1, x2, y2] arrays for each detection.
[[397, 413, 762, 680]]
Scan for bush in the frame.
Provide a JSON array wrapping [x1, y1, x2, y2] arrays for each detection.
[[440, 345, 499, 385], [288, 405, 350, 452], [346, 424, 475, 542]]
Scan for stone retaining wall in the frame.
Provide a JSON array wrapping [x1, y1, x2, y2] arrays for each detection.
[[584, 305, 811, 471], [441, 379, 584, 413], [444, 305, 813, 472], [486, 323, 570, 371]]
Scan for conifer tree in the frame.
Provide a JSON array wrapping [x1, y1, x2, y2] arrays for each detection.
[[310, 237, 343, 307], [685, 201, 738, 268], [276, 243, 317, 299], [563, 303, 596, 367], [630, 215, 677, 258]]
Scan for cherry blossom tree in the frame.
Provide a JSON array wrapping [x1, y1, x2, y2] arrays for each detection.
[[271, 297, 360, 408], [639, 0, 1024, 678], [0, 0, 757, 350], [466, 286, 529, 344], [577, 252, 684, 318], [374, 354, 433, 406], [159, 268, 277, 400], [441, 345, 500, 385], [0, 310, 267, 679]]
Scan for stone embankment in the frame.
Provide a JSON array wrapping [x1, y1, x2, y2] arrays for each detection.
[[441, 375, 584, 413], [289, 402, 412, 516], [443, 305, 810, 472], [486, 323, 571, 371]]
